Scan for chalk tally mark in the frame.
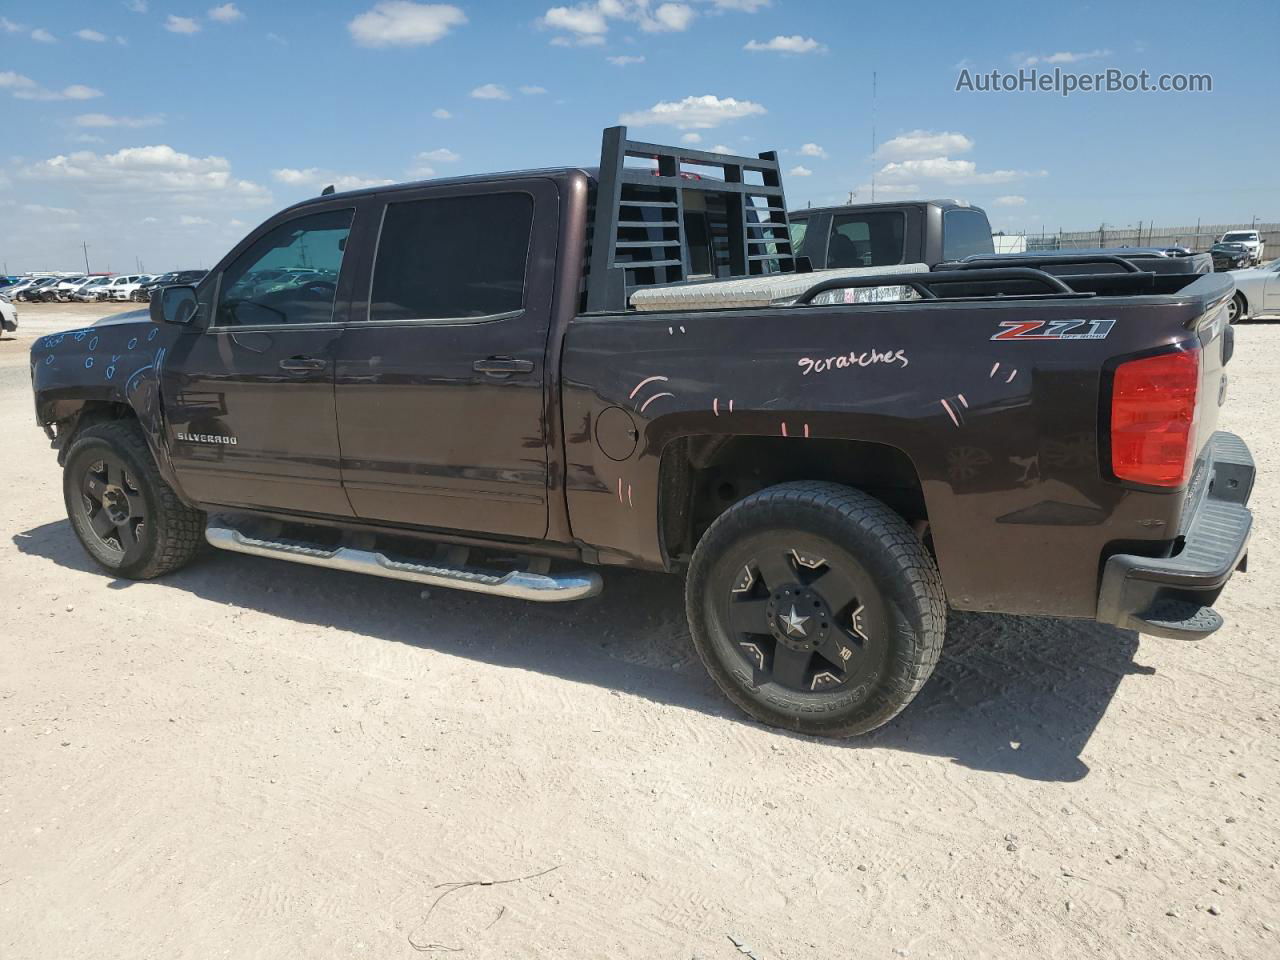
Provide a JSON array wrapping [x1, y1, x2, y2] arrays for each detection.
[[712, 398, 736, 417], [989, 361, 1018, 383], [629, 375, 674, 414], [615, 477, 634, 508], [780, 421, 811, 438]]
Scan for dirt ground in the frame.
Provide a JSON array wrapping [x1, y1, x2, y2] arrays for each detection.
[[1, 301, 1278, 960]]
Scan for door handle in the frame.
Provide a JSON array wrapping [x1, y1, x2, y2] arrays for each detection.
[[279, 356, 327, 373], [473, 357, 534, 377]]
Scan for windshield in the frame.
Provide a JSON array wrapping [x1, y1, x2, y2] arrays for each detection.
[[1223, 232, 1256, 242]]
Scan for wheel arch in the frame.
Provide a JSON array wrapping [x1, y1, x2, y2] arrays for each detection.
[[657, 432, 929, 571]]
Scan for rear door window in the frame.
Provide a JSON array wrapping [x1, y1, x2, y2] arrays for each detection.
[[369, 192, 533, 322], [942, 209, 995, 261], [827, 211, 905, 268]]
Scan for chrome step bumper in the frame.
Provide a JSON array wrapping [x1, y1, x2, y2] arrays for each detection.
[[205, 520, 602, 602]]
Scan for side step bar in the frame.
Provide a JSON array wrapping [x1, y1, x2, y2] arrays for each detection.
[[205, 521, 602, 602]]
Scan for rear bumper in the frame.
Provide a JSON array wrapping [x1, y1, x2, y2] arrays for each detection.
[[1097, 431, 1253, 640]]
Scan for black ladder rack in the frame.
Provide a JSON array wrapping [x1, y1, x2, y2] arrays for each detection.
[[584, 126, 796, 313]]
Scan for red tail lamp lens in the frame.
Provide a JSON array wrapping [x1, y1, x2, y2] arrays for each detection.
[[1110, 348, 1200, 487]]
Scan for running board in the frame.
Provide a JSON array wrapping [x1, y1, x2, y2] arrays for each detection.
[[205, 521, 602, 602]]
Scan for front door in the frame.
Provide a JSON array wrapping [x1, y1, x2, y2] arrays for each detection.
[[162, 205, 359, 517], [334, 181, 557, 540]]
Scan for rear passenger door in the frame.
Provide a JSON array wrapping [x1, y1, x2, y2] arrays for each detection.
[[334, 179, 558, 540]]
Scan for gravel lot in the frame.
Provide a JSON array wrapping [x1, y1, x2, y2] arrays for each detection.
[[1, 301, 1278, 959]]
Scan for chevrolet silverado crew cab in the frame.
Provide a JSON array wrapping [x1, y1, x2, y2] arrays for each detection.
[[30, 128, 1255, 737]]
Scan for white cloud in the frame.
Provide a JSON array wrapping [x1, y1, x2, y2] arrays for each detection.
[[1017, 48, 1111, 67], [76, 29, 108, 42], [165, 15, 201, 34], [744, 35, 824, 54], [798, 142, 826, 158], [431, 107, 452, 119], [680, 132, 702, 144], [788, 165, 812, 177], [72, 133, 105, 143], [348, 2, 466, 47], [643, 3, 694, 32], [24, 204, 78, 216], [74, 113, 164, 128], [31, 28, 57, 43], [543, 1, 694, 44], [24, 144, 272, 205], [519, 84, 548, 95], [607, 54, 645, 66], [877, 157, 1046, 185], [470, 83, 510, 100], [180, 215, 213, 225], [709, 0, 770, 9], [417, 147, 460, 162], [124, 1, 148, 11], [876, 129, 974, 161], [271, 167, 394, 191], [542, 4, 608, 36], [208, 3, 244, 23], [1, 17, 24, 33], [10, 79, 104, 101], [0, 71, 36, 91], [710, 145, 732, 154], [993, 195, 1027, 206], [620, 94, 765, 129], [408, 163, 435, 178]]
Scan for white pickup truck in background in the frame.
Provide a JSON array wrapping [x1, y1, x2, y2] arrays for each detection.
[[1219, 230, 1265, 265]]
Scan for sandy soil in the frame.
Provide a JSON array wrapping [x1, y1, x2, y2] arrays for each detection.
[[1, 303, 1278, 959]]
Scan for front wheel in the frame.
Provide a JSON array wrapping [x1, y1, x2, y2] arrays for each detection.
[[686, 481, 947, 738], [1227, 293, 1246, 324], [63, 420, 206, 579]]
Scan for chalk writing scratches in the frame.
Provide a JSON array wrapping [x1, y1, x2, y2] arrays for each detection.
[[798, 348, 908, 376], [712, 397, 737, 417], [1006, 368, 1018, 383], [615, 477, 634, 508], [779, 422, 811, 438], [990, 362, 1000, 378], [957, 394, 968, 408], [939, 398, 961, 428], [666, 325, 688, 336]]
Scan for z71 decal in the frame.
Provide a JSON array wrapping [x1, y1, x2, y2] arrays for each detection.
[[991, 319, 1116, 341]]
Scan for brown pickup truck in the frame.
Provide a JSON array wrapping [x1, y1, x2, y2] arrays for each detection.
[[31, 127, 1254, 737]]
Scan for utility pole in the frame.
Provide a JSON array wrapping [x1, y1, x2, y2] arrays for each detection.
[[870, 71, 877, 203], [82, 241, 90, 275]]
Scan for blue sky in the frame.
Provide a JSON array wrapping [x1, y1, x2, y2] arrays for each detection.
[[1, 0, 1275, 273]]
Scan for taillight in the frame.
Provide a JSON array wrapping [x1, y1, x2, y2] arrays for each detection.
[[1110, 347, 1200, 487]]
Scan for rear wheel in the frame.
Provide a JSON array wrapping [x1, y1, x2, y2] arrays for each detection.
[[63, 421, 205, 579], [686, 481, 946, 737]]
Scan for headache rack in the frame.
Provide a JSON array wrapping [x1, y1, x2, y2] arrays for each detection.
[[584, 126, 797, 313]]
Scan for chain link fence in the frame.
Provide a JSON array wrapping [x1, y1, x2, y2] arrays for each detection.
[[1016, 222, 1277, 256]]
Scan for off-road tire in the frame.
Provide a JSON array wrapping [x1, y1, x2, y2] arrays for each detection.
[[686, 481, 947, 737], [63, 420, 205, 579]]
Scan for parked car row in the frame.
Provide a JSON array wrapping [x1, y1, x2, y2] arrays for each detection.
[[0, 270, 207, 303]]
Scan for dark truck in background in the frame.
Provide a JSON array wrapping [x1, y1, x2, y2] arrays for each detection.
[[790, 199, 1215, 278], [788, 199, 995, 269], [31, 128, 1255, 738]]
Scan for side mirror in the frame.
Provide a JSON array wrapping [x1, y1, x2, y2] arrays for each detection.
[[150, 284, 200, 325]]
